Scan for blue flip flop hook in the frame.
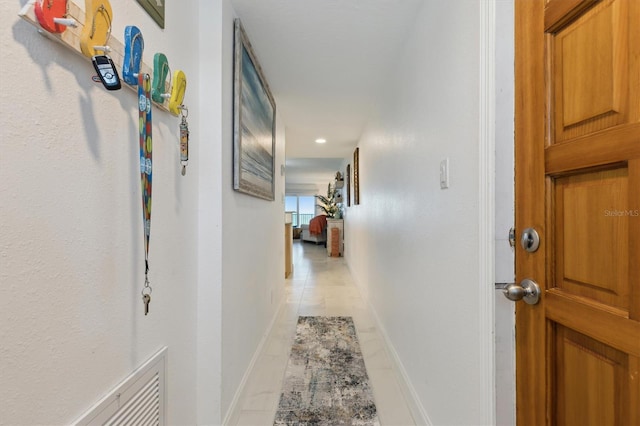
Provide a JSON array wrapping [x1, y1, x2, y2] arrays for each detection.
[[123, 26, 144, 86]]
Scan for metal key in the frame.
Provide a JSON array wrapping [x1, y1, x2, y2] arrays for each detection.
[[143, 293, 151, 315]]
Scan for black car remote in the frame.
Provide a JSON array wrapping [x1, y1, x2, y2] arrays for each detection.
[[92, 55, 121, 90]]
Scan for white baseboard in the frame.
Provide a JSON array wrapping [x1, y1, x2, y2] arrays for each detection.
[[365, 298, 433, 426], [221, 297, 285, 426], [347, 264, 432, 426]]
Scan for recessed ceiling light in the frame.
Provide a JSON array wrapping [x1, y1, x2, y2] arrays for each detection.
[[315, 138, 327, 144]]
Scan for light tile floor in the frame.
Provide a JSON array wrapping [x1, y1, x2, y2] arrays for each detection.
[[230, 241, 416, 426]]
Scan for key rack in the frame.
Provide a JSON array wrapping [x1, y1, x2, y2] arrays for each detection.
[[18, 0, 173, 113]]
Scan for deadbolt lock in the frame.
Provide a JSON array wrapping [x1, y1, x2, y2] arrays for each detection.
[[520, 227, 540, 253]]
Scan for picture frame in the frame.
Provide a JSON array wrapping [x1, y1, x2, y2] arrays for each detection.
[[346, 164, 351, 207], [353, 148, 360, 205], [136, 0, 165, 29], [233, 19, 277, 201]]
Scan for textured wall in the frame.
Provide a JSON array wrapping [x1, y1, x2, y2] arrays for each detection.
[[344, 1, 488, 424], [0, 1, 200, 424]]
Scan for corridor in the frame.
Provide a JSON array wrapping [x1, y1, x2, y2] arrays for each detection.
[[229, 240, 416, 425]]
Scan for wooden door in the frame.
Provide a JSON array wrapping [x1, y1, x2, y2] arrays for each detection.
[[515, 0, 640, 424]]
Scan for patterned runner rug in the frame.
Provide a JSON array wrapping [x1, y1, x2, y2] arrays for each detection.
[[274, 316, 380, 425]]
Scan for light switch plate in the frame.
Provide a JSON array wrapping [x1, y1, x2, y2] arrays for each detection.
[[440, 158, 449, 189]]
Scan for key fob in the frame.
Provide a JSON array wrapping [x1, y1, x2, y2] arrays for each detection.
[[92, 55, 121, 90]]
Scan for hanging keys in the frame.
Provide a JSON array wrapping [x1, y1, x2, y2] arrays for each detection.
[[141, 273, 152, 316], [179, 106, 189, 176], [142, 293, 151, 315]]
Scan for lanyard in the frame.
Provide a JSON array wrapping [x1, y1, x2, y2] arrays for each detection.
[[138, 72, 153, 300]]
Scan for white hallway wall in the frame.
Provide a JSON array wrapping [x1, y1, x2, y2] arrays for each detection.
[[345, 1, 496, 424], [0, 0, 284, 424], [219, 1, 287, 419], [196, 1, 287, 422], [197, 1, 224, 423]]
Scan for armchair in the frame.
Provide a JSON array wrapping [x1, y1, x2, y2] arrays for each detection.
[[301, 224, 327, 244]]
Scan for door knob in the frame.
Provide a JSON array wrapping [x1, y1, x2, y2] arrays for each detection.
[[503, 279, 541, 305]]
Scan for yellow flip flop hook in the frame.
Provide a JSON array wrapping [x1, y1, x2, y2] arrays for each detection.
[[168, 71, 187, 116], [79, 0, 113, 57]]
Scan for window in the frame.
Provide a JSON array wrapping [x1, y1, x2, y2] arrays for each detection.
[[285, 195, 316, 227]]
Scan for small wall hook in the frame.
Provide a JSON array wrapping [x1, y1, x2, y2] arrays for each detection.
[[92, 45, 111, 53], [53, 17, 77, 27]]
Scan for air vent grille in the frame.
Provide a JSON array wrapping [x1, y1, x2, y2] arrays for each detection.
[[104, 372, 159, 426], [73, 347, 166, 426]]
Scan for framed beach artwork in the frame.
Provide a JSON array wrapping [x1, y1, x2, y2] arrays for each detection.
[[233, 19, 276, 201]]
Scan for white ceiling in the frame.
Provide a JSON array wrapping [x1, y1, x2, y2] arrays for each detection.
[[230, 0, 423, 183], [284, 157, 345, 193]]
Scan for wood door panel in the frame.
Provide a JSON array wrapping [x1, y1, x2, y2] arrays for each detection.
[[630, 159, 640, 321], [555, 326, 629, 426], [546, 290, 640, 357], [554, 168, 629, 309], [516, 0, 640, 424], [551, 0, 631, 142], [544, 0, 597, 32], [545, 122, 640, 174], [559, 2, 618, 126]]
